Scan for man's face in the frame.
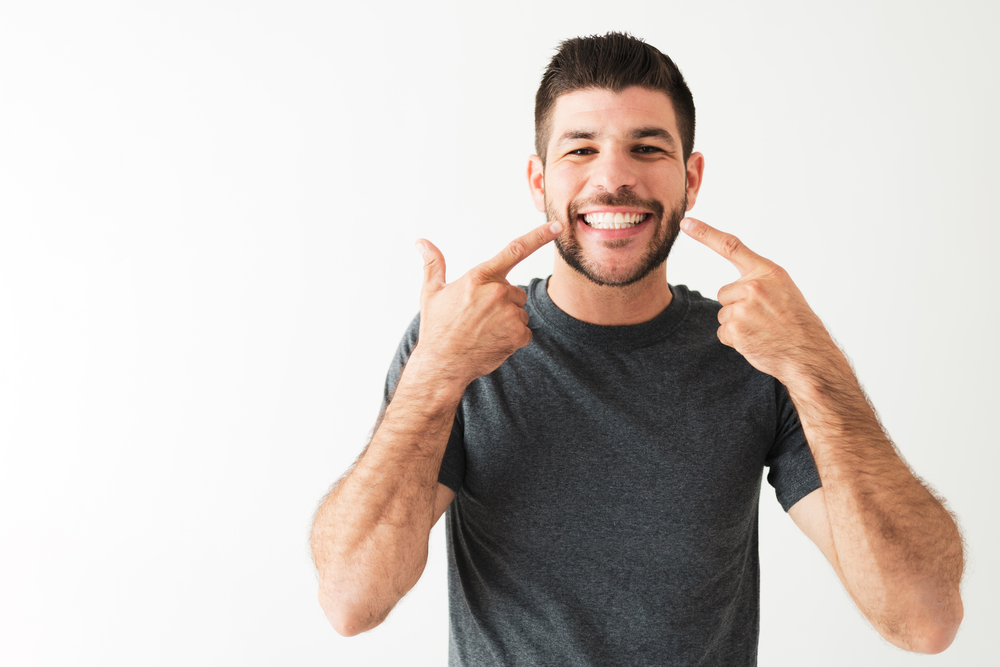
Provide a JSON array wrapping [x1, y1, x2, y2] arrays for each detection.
[[529, 87, 701, 287]]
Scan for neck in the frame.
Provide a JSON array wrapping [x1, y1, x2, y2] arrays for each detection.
[[546, 258, 673, 326]]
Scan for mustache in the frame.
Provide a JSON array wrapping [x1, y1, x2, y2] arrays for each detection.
[[567, 191, 665, 222]]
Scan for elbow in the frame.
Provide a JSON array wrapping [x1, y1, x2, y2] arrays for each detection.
[[904, 624, 959, 655], [885, 594, 964, 654], [326, 605, 366, 638], [327, 611, 363, 638], [317, 585, 386, 637], [311, 546, 425, 637], [331, 615, 369, 638], [910, 600, 964, 654]]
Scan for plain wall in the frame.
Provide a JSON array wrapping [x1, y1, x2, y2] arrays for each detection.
[[1, 1, 996, 664]]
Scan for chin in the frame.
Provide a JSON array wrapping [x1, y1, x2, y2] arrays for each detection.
[[555, 220, 680, 288], [548, 191, 686, 288]]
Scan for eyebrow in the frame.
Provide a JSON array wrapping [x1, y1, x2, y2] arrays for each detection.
[[629, 126, 677, 148], [555, 130, 598, 146], [554, 126, 678, 149]]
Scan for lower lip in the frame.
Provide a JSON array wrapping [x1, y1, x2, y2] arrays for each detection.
[[576, 215, 652, 239]]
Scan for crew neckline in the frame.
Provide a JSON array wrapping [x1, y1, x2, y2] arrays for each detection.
[[526, 277, 691, 349]]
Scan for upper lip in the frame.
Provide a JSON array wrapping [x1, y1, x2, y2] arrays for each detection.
[[578, 208, 651, 215]]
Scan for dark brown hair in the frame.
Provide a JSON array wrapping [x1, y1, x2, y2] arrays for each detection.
[[534, 33, 696, 165]]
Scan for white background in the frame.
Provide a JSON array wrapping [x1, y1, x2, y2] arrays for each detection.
[[1, 1, 997, 665]]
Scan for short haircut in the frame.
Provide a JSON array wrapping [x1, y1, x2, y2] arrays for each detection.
[[534, 32, 696, 165]]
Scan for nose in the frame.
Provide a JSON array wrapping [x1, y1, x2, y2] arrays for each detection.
[[589, 148, 638, 193]]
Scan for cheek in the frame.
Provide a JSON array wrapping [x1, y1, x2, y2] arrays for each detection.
[[550, 173, 588, 207], [640, 166, 674, 190]]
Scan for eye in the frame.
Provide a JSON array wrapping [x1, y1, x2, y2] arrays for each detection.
[[567, 147, 596, 156], [634, 145, 665, 154]]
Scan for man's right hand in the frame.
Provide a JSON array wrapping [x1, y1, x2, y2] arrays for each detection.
[[312, 219, 561, 636], [414, 219, 564, 387]]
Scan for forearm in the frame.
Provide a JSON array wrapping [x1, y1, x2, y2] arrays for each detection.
[[785, 350, 964, 652], [310, 349, 464, 636], [308, 222, 554, 635], [676, 219, 964, 650]]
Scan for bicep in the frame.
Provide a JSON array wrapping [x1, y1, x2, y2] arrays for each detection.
[[788, 487, 840, 573], [432, 483, 455, 526]]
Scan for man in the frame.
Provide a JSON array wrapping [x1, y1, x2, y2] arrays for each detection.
[[311, 33, 964, 665]]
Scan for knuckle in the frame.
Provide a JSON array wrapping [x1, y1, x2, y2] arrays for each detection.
[[765, 264, 787, 280], [728, 318, 747, 338], [720, 234, 743, 257], [486, 281, 507, 298], [506, 240, 527, 262], [469, 266, 491, 283]]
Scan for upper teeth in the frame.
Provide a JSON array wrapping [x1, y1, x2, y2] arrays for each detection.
[[583, 212, 646, 229]]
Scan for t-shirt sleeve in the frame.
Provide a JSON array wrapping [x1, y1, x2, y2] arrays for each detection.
[[764, 380, 821, 512], [382, 313, 466, 495]]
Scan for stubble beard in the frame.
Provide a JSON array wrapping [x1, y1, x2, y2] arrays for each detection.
[[548, 190, 686, 288]]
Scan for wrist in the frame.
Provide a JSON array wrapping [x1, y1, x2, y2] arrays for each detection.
[[768, 323, 851, 395], [781, 347, 854, 401], [397, 344, 471, 409]]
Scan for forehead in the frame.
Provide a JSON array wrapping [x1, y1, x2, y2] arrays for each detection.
[[548, 86, 679, 143]]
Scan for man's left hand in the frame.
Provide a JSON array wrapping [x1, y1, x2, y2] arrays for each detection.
[[680, 217, 839, 384]]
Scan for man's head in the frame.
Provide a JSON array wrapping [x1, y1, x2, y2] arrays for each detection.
[[528, 34, 703, 289], [534, 33, 696, 167]]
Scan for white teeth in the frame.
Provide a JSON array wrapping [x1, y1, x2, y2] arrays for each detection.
[[582, 212, 647, 229]]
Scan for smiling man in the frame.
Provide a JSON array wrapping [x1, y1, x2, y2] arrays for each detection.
[[311, 33, 964, 665]]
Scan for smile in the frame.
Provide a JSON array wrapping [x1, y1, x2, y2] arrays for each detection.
[[581, 212, 650, 230]]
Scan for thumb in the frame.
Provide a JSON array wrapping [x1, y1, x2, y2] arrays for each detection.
[[415, 239, 446, 293]]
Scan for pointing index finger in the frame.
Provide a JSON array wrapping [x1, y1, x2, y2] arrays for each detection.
[[680, 217, 766, 276], [479, 220, 564, 279]]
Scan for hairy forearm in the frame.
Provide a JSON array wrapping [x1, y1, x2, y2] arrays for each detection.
[[675, 219, 964, 650], [310, 349, 464, 636], [308, 221, 553, 635], [785, 349, 964, 652]]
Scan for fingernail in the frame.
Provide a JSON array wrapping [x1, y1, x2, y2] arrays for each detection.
[[680, 218, 694, 231], [549, 220, 564, 234], [414, 241, 426, 254]]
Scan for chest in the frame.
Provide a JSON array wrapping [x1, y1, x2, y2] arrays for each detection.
[[456, 338, 777, 544]]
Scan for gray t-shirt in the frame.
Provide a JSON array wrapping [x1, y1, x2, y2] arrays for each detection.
[[384, 279, 821, 666]]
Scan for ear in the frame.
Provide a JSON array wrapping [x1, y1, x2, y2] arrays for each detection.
[[684, 152, 705, 211], [527, 155, 546, 213]]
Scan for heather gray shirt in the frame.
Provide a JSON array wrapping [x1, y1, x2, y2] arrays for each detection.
[[384, 279, 821, 666]]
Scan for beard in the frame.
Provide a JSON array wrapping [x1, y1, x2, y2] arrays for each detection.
[[547, 190, 686, 288]]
